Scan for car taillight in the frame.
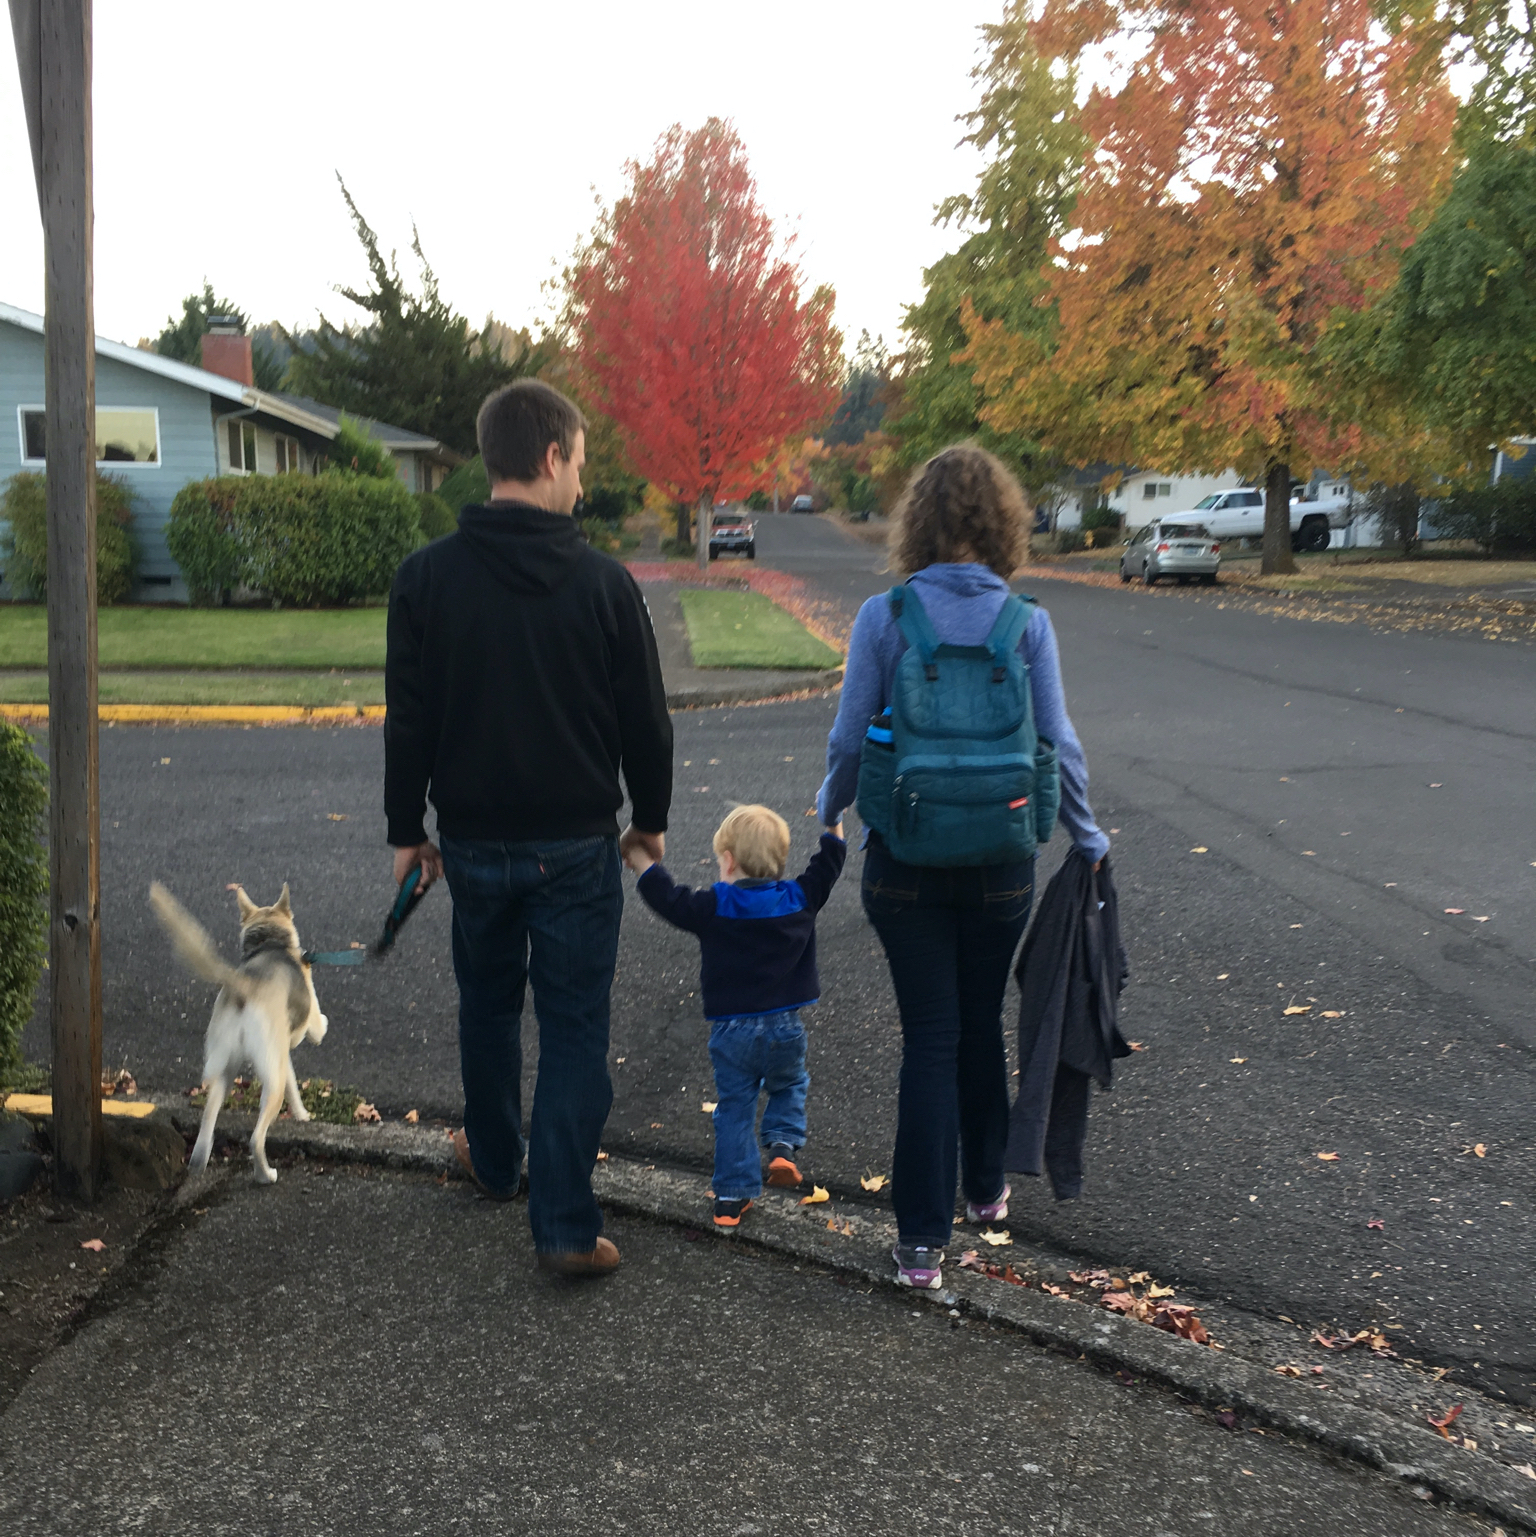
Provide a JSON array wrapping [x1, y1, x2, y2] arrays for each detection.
[[1156, 542, 1170, 552], [1211, 542, 1221, 553]]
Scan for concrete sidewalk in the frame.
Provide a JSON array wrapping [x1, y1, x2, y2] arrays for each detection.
[[0, 1158, 1499, 1537]]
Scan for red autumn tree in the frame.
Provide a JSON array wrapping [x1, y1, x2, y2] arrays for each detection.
[[964, 0, 1455, 572], [570, 120, 842, 566]]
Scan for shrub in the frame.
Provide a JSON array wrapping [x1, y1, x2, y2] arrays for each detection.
[[415, 491, 457, 540], [330, 415, 397, 481], [1, 470, 138, 602], [1431, 477, 1536, 554], [0, 723, 48, 1088], [581, 517, 639, 556], [1363, 482, 1421, 556], [1081, 500, 1121, 535], [439, 454, 490, 513], [167, 472, 423, 606]]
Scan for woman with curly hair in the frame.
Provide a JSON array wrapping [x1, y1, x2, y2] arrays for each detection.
[[816, 444, 1109, 1291]]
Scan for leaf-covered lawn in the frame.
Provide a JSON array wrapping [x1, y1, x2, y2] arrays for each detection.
[[677, 588, 842, 670], [0, 605, 387, 668]]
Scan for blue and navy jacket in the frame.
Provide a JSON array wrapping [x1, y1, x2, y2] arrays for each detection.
[[636, 834, 847, 1020]]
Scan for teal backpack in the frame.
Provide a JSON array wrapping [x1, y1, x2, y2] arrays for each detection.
[[856, 584, 1059, 867]]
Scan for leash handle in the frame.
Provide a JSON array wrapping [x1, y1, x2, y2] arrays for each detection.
[[370, 865, 427, 957]]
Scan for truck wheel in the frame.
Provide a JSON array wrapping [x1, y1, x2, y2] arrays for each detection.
[[1298, 517, 1330, 552], [747, 545, 756, 560]]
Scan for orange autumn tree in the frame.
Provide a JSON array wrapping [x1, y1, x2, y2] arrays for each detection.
[[571, 121, 842, 567], [964, 0, 1455, 572]]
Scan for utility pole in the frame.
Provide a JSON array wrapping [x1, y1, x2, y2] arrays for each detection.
[[11, 0, 103, 1198]]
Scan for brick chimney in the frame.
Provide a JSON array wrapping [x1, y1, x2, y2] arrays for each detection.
[[200, 316, 254, 387]]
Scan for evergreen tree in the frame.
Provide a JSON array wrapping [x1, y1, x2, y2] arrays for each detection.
[[284, 178, 551, 456], [824, 331, 890, 446], [154, 283, 285, 390]]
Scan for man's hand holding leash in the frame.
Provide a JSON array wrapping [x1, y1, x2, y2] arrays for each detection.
[[394, 840, 444, 892]]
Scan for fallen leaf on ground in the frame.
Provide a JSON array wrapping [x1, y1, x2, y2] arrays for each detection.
[[650, 1122, 663, 1129], [701, 1101, 717, 1113], [1428, 1404, 1465, 1438], [1471, 915, 1490, 923], [1321, 1010, 1342, 1018], [957, 1250, 985, 1272], [1283, 1005, 1312, 1016], [1069, 1268, 1112, 1287], [1129, 1271, 1150, 1284], [859, 1173, 888, 1192], [1190, 846, 1209, 854], [1444, 908, 1464, 914], [1302, 850, 1316, 856], [327, 813, 348, 821], [980, 1229, 1011, 1246], [1367, 1218, 1384, 1230], [1230, 1057, 1248, 1064], [1474, 1143, 1487, 1157], [596, 1151, 608, 1162], [1275, 1364, 1302, 1377], [1128, 1041, 1146, 1051], [1148, 1283, 1177, 1299], [353, 1101, 381, 1124], [825, 1218, 854, 1236], [401, 1108, 419, 1125], [1316, 1152, 1340, 1162], [80, 1239, 106, 1252], [799, 1186, 830, 1205]]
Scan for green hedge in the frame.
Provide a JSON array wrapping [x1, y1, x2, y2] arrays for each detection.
[[1, 471, 138, 603], [0, 723, 48, 1088], [167, 473, 423, 606], [1432, 477, 1536, 554], [415, 491, 457, 541]]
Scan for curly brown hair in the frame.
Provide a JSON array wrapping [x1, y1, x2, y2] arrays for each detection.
[[888, 444, 1031, 579]]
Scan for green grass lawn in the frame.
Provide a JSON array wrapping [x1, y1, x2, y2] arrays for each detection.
[[678, 588, 841, 670], [0, 605, 387, 668], [0, 670, 386, 705]]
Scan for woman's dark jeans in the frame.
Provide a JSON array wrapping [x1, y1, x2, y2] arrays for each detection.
[[862, 832, 1034, 1249]]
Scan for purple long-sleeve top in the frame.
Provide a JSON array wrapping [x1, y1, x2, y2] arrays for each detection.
[[815, 563, 1110, 863]]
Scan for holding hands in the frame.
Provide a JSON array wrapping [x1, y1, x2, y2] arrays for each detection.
[[620, 824, 665, 875]]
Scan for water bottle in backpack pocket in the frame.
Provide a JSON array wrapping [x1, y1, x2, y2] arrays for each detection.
[[856, 584, 1061, 867]]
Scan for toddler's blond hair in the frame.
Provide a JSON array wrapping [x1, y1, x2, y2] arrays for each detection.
[[713, 804, 791, 879]]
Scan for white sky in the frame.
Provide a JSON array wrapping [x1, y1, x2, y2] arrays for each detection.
[[1, 1, 1002, 360]]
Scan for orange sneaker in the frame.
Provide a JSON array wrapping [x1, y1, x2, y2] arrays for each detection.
[[766, 1150, 803, 1188], [713, 1197, 753, 1228]]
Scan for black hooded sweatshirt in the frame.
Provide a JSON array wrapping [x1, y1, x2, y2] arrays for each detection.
[[384, 501, 672, 848]]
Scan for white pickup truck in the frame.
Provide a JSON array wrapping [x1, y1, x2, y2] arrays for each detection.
[[1161, 486, 1354, 552]]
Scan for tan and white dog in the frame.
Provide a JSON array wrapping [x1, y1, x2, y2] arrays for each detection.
[[148, 881, 329, 1183]]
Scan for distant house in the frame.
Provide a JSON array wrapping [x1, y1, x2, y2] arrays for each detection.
[[1047, 464, 1242, 531], [0, 301, 460, 601]]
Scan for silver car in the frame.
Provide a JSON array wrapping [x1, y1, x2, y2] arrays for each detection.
[[1120, 520, 1221, 585]]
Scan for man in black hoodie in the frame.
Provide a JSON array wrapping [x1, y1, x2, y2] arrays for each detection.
[[385, 380, 672, 1276]]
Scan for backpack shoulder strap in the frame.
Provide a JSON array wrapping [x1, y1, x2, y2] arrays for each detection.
[[984, 594, 1033, 681], [889, 585, 942, 680]]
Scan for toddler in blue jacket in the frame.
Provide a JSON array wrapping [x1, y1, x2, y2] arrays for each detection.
[[627, 803, 846, 1228]]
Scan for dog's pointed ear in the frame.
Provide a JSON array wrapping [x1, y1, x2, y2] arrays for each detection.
[[233, 886, 258, 923], [275, 883, 292, 916]]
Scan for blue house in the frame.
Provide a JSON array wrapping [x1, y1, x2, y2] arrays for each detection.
[[0, 301, 459, 602]]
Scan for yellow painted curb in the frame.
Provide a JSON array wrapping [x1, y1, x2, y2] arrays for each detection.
[[0, 703, 387, 725], [5, 1092, 158, 1118]]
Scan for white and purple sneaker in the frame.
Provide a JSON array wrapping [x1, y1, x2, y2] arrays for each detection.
[[893, 1245, 945, 1291], [965, 1184, 1010, 1225]]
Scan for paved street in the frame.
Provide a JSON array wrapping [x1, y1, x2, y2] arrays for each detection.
[[0, 1163, 1493, 1537], [24, 514, 1536, 1404]]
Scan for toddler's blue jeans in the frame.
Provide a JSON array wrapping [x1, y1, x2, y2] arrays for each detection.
[[708, 1008, 809, 1201]]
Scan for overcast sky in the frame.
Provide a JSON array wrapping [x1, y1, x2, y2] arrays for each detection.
[[0, 1, 1004, 359]]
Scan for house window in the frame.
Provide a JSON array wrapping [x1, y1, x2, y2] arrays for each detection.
[[1141, 481, 1172, 498], [19, 406, 160, 465], [274, 434, 302, 473], [228, 420, 259, 474]]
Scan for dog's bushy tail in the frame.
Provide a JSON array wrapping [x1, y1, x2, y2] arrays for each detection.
[[148, 882, 249, 1002]]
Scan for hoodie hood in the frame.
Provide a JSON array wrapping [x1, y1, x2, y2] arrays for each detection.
[[908, 562, 1011, 601], [456, 501, 588, 596]]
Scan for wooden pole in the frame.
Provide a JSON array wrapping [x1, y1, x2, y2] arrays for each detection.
[[12, 0, 103, 1197]]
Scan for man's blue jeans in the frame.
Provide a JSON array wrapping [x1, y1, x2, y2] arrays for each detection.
[[708, 1009, 809, 1201], [439, 833, 621, 1254]]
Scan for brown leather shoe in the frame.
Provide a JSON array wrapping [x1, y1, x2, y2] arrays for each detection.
[[536, 1236, 621, 1277], [450, 1128, 517, 1202]]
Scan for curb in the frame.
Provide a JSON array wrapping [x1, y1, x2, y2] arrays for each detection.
[[1, 676, 843, 727], [146, 1098, 1536, 1531], [0, 703, 387, 726]]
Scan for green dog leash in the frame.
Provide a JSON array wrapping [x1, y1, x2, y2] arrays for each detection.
[[303, 867, 428, 967]]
